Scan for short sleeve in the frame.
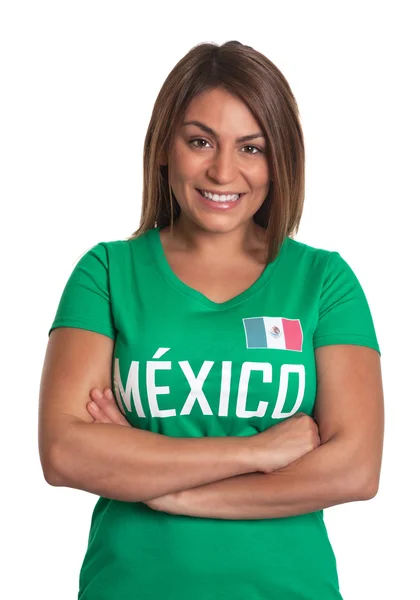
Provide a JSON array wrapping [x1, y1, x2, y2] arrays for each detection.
[[48, 242, 116, 341], [313, 251, 381, 356]]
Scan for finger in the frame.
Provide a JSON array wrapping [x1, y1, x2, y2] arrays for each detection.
[[90, 388, 131, 427], [87, 401, 113, 424]]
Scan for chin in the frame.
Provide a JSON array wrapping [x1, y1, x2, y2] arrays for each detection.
[[195, 217, 250, 234]]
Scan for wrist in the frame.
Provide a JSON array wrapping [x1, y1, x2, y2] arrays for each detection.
[[239, 435, 263, 474]]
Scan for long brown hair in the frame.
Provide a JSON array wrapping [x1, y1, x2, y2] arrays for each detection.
[[127, 40, 305, 263]]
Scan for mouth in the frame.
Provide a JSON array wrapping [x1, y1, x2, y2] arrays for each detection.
[[195, 188, 245, 210], [196, 188, 245, 199]]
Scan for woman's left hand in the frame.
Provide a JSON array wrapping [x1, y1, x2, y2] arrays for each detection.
[[87, 387, 132, 426], [87, 387, 184, 515]]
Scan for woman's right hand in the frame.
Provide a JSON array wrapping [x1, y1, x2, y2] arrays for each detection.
[[250, 413, 321, 474]]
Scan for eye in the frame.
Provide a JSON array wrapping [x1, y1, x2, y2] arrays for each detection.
[[241, 145, 263, 155], [189, 138, 211, 149]]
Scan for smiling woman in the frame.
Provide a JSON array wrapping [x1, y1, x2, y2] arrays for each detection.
[[39, 39, 383, 600], [132, 39, 305, 262]]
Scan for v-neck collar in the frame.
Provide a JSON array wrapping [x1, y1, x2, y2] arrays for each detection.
[[147, 226, 289, 311]]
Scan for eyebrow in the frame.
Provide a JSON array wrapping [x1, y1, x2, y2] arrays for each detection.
[[182, 120, 265, 143]]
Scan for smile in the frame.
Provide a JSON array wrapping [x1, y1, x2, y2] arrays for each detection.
[[195, 188, 244, 210], [197, 189, 244, 201]]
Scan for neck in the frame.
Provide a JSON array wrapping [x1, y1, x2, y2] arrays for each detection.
[[163, 217, 267, 259]]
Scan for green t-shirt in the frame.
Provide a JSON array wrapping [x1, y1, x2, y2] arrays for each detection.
[[48, 226, 381, 600]]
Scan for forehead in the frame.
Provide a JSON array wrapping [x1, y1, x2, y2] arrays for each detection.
[[183, 88, 261, 133]]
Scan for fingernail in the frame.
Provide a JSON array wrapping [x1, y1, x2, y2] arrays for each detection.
[[105, 389, 113, 399], [89, 401, 98, 411]]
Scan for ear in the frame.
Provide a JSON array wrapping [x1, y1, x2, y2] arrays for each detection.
[[158, 147, 168, 167]]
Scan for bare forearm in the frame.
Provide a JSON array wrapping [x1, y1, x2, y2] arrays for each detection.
[[175, 435, 373, 520], [50, 421, 256, 502]]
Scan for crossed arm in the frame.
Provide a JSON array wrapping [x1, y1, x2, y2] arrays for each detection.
[[88, 344, 384, 520]]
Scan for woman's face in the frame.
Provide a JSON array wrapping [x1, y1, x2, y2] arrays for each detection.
[[166, 87, 271, 235]]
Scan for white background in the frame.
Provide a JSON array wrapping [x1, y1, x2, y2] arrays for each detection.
[[1, 1, 418, 598]]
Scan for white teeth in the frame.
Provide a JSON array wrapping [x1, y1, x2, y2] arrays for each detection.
[[199, 190, 240, 202]]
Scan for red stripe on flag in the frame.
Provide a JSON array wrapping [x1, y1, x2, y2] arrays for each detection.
[[281, 318, 303, 351]]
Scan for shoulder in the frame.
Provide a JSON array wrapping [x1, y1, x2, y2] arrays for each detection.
[[283, 235, 336, 273], [68, 231, 156, 280], [86, 229, 155, 261], [284, 237, 360, 290]]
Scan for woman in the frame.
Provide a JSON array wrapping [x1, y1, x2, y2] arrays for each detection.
[[39, 40, 384, 600]]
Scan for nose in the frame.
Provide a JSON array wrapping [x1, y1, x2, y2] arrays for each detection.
[[207, 147, 238, 184]]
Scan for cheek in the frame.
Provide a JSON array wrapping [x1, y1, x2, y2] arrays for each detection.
[[250, 161, 270, 186], [170, 143, 203, 181]]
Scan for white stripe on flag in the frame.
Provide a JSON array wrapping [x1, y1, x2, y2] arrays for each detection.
[[263, 317, 287, 349]]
